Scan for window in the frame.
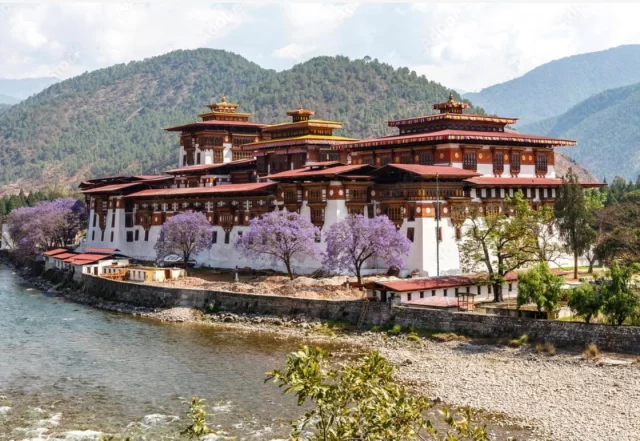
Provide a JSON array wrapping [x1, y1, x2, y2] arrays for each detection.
[[399, 153, 412, 164], [311, 207, 325, 224], [463, 152, 477, 170], [196, 152, 201, 164], [144, 230, 149, 242], [407, 293, 412, 301], [432, 290, 436, 296], [407, 227, 415, 242], [110, 231, 114, 242], [126, 231, 134, 242], [183, 155, 187, 166], [212, 231, 218, 244], [509, 283, 513, 292], [418, 150, 434, 165], [443, 289, 448, 297], [536, 155, 548, 174], [379, 155, 392, 166], [224, 231, 230, 244], [101, 231, 105, 241], [420, 291, 424, 299], [493, 152, 504, 174], [93, 214, 97, 227], [111, 213, 115, 228], [125, 213, 134, 228], [92, 231, 95, 241], [488, 285, 492, 294], [511, 152, 521, 174], [455, 288, 459, 296], [547, 187, 553, 198], [134, 230, 139, 241], [237, 231, 243, 239]]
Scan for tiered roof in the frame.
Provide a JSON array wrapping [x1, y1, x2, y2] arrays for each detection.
[[242, 106, 357, 151], [165, 96, 265, 132]]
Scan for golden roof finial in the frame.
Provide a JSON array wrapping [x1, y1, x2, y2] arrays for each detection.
[[298, 104, 303, 110], [448, 91, 455, 103], [221, 94, 227, 103]]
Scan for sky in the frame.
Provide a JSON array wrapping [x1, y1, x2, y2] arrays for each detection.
[[2, 2, 640, 92]]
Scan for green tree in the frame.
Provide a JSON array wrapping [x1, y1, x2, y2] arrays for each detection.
[[267, 346, 494, 441], [601, 262, 640, 326], [568, 283, 602, 323], [516, 262, 563, 313], [460, 191, 540, 302], [555, 168, 597, 280]]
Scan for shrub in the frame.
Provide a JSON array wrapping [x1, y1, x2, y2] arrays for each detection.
[[544, 342, 556, 356], [583, 344, 600, 361], [508, 334, 529, 348], [203, 302, 217, 314], [407, 332, 421, 343], [387, 324, 403, 335]]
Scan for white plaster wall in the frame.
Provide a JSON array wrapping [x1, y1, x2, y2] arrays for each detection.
[[223, 143, 232, 163]]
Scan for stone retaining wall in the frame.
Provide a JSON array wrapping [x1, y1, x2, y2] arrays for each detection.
[[82, 274, 640, 353]]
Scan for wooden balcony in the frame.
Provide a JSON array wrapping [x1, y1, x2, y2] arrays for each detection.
[[376, 184, 468, 201]]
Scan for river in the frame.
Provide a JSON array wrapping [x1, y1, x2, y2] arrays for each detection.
[[0, 265, 309, 440]]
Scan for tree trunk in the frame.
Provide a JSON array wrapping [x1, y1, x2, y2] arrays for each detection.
[[588, 258, 594, 274], [356, 264, 362, 285], [574, 251, 579, 280], [284, 258, 294, 280], [493, 283, 503, 303]]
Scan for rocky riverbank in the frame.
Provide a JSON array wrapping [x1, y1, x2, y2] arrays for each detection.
[[7, 261, 640, 441]]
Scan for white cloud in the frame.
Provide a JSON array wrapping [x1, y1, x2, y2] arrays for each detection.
[[273, 43, 316, 60], [0, 2, 639, 94]]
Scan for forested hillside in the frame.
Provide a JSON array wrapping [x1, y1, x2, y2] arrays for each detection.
[[521, 82, 640, 180], [0, 49, 481, 191], [0, 104, 10, 114], [466, 45, 640, 124]]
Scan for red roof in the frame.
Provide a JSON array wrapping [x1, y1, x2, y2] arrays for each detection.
[[374, 163, 480, 178], [337, 129, 576, 150], [465, 177, 605, 188], [165, 159, 255, 174], [52, 252, 77, 260], [82, 182, 143, 194], [165, 120, 265, 131], [43, 248, 68, 257], [65, 253, 113, 265], [376, 272, 518, 292], [125, 182, 276, 198], [242, 138, 353, 151], [305, 161, 345, 167], [85, 247, 118, 254], [266, 164, 373, 180], [388, 113, 518, 127]]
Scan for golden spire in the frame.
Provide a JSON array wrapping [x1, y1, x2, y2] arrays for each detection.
[[221, 94, 227, 103], [448, 91, 455, 103]]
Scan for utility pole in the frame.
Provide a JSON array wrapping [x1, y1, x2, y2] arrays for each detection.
[[435, 172, 440, 276]]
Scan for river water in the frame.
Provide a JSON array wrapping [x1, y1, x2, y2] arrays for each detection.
[[0, 265, 310, 440]]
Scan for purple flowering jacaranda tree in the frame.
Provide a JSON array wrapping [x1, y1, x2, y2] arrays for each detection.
[[235, 209, 322, 280], [7, 198, 87, 258], [323, 214, 411, 284], [155, 210, 213, 268]]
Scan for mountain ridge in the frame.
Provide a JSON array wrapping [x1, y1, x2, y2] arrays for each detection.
[[520, 82, 640, 180], [465, 45, 640, 125]]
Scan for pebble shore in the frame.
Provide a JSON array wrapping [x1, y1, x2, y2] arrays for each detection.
[[12, 265, 640, 441]]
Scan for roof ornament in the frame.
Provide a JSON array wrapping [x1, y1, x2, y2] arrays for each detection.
[[221, 94, 227, 103]]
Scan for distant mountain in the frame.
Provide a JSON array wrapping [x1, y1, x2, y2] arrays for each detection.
[[466, 45, 640, 124], [0, 49, 482, 191], [521, 82, 640, 180], [0, 103, 12, 114], [0, 94, 18, 105], [0, 77, 59, 102]]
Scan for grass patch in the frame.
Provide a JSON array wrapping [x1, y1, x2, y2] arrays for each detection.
[[536, 342, 556, 356], [387, 324, 403, 335], [431, 332, 470, 343], [406, 332, 421, 343], [312, 320, 354, 337], [507, 334, 529, 348], [582, 344, 600, 361]]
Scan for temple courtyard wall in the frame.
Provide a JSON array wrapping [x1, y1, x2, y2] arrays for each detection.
[[83, 274, 640, 354]]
